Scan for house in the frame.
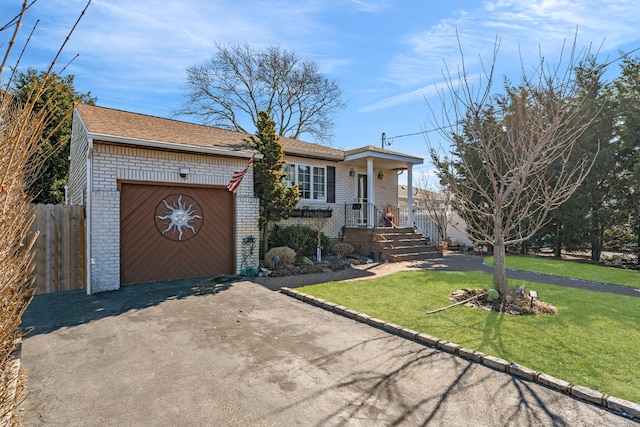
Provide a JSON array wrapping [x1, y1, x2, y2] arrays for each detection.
[[69, 104, 424, 293]]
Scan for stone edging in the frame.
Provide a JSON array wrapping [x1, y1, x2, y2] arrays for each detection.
[[280, 287, 640, 422]]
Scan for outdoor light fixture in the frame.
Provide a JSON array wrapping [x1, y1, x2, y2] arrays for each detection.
[[529, 290, 538, 309], [378, 171, 384, 180], [179, 168, 189, 178], [349, 168, 355, 177]]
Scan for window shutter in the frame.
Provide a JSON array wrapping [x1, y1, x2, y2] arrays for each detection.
[[327, 166, 335, 203]]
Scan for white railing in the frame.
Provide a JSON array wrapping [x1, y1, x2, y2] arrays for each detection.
[[344, 204, 441, 243]]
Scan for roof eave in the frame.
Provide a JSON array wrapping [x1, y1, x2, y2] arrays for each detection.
[[87, 133, 262, 159], [344, 150, 423, 165], [284, 147, 344, 161]]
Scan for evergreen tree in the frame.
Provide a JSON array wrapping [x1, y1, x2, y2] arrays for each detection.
[[13, 69, 95, 204], [612, 57, 640, 263], [246, 111, 300, 257], [538, 58, 616, 260]]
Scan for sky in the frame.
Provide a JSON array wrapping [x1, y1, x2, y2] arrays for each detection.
[[2, 0, 640, 185]]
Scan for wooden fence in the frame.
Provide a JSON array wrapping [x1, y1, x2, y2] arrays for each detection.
[[29, 204, 86, 295]]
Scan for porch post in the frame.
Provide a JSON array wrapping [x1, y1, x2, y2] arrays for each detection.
[[367, 157, 374, 228], [407, 164, 414, 229]]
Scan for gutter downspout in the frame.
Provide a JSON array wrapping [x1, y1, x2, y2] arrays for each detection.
[[86, 138, 93, 295]]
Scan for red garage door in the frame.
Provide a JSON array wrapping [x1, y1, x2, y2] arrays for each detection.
[[120, 182, 234, 284]]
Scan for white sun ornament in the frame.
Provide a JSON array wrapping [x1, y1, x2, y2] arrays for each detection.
[[155, 195, 203, 241]]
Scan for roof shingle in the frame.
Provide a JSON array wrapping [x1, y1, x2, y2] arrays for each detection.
[[76, 104, 345, 159]]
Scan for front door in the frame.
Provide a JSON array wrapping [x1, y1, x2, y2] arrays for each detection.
[[357, 174, 368, 224]]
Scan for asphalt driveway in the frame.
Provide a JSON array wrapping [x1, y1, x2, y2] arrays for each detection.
[[19, 278, 635, 426]]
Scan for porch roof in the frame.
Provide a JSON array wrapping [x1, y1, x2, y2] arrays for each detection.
[[344, 145, 423, 170]]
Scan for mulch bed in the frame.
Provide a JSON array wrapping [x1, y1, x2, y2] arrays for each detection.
[[449, 288, 557, 315], [266, 255, 368, 277]]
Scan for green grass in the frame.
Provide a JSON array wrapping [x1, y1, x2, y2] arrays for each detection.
[[485, 255, 640, 288], [299, 270, 640, 404]]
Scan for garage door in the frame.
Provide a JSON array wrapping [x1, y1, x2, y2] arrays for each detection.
[[120, 183, 234, 284]]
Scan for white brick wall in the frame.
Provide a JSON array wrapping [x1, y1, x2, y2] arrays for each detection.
[[68, 112, 88, 204], [278, 156, 399, 239], [87, 143, 259, 292], [90, 190, 120, 292]]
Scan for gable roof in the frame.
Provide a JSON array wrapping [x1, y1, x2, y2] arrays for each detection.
[[74, 104, 423, 166], [75, 104, 344, 160]]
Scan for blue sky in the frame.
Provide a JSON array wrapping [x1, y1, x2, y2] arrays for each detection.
[[3, 0, 640, 184]]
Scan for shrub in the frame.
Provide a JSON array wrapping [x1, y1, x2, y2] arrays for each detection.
[[268, 224, 329, 257], [264, 247, 296, 268], [332, 243, 354, 257]]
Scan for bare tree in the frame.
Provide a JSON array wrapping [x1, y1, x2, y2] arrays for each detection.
[[1, 2, 90, 423], [430, 38, 600, 297], [414, 176, 452, 243], [178, 43, 345, 143]]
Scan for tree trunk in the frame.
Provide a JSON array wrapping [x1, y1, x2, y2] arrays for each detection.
[[493, 216, 507, 297], [260, 222, 269, 261], [591, 231, 602, 262], [554, 218, 562, 258], [591, 212, 602, 262]]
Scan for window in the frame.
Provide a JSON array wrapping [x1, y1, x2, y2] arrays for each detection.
[[283, 164, 295, 185], [297, 165, 311, 199], [284, 163, 327, 201], [313, 167, 325, 200]]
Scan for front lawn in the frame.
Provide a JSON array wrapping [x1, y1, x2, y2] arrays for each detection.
[[299, 270, 640, 404], [485, 255, 640, 288]]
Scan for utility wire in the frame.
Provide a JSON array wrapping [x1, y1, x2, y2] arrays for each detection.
[[385, 46, 640, 146]]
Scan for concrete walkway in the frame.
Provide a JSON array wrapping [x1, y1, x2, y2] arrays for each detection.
[[18, 259, 639, 426]]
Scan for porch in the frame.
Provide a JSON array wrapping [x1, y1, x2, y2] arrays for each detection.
[[342, 203, 443, 262]]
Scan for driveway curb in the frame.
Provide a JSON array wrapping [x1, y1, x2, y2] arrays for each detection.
[[280, 286, 640, 422]]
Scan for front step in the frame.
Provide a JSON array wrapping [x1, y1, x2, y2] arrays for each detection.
[[386, 250, 442, 262], [372, 227, 442, 261], [380, 244, 439, 255]]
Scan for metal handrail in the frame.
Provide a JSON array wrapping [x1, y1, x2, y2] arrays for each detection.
[[344, 203, 403, 229]]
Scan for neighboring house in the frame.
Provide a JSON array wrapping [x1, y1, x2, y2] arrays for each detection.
[[70, 104, 423, 293], [398, 185, 472, 246]]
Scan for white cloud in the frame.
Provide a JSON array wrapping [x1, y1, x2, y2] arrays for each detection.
[[364, 0, 640, 113], [349, 0, 391, 13]]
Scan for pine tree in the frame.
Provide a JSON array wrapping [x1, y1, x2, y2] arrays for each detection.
[[613, 57, 640, 263], [13, 69, 95, 204], [246, 111, 300, 258]]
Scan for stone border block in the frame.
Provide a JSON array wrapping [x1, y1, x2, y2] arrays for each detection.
[[570, 385, 605, 406], [367, 317, 386, 329], [536, 373, 571, 393], [333, 305, 347, 314], [416, 333, 441, 347], [458, 347, 484, 363], [342, 308, 359, 319], [312, 297, 327, 306], [383, 323, 403, 335], [606, 396, 640, 420], [482, 355, 510, 372], [354, 312, 371, 323], [398, 328, 419, 340], [510, 363, 537, 381], [322, 301, 337, 310], [437, 341, 461, 355]]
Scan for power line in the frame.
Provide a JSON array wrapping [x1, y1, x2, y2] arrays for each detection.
[[382, 45, 640, 149], [383, 123, 457, 148]]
